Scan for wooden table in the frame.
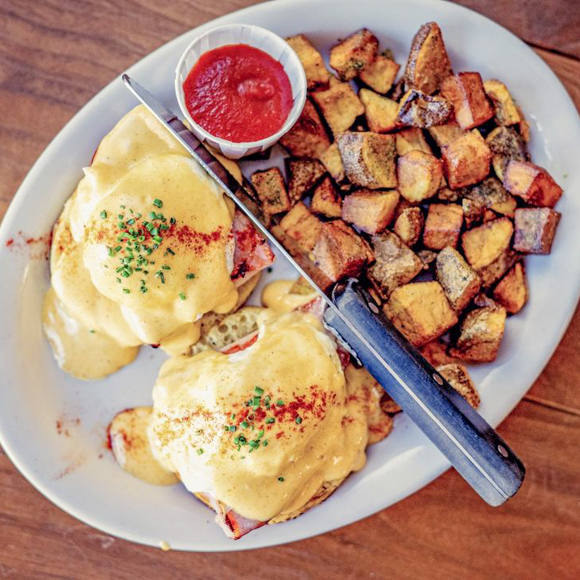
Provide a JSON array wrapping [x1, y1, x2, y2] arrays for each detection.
[[1, 1, 580, 577]]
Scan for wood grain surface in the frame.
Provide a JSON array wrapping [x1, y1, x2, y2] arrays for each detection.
[[1, 1, 580, 578]]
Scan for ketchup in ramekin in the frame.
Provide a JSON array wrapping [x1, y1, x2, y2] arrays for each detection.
[[183, 44, 293, 143]]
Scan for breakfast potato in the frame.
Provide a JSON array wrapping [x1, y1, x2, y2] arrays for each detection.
[[393, 207, 424, 246], [279, 202, 323, 252], [337, 131, 397, 189], [440, 72, 494, 130], [420, 340, 458, 366], [435, 246, 481, 311], [359, 89, 400, 133], [342, 189, 399, 235], [461, 217, 513, 270], [477, 249, 519, 289], [503, 161, 563, 208], [397, 89, 453, 128], [436, 186, 464, 202], [395, 128, 432, 156], [286, 34, 330, 91], [403, 22, 453, 95], [250, 167, 291, 215], [449, 305, 507, 362], [312, 220, 374, 282], [311, 176, 342, 218], [359, 54, 400, 94], [287, 158, 326, 203], [320, 143, 347, 187], [397, 150, 443, 202], [483, 79, 521, 126], [513, 207, 561, 254], [279, 98, 331, 159], [311, 76, 365, 135], [423, 203, 464, 250], [384, 281, 458, 346], [485, 126, 527, 181], [367, 231, 423, 299], [428, 122, 464, 148], [441, 129, 492, 189], [462, 177, 516, 226], [437, 364, 480, 408], [492, 261, 527, 314], [329, 28, 379, 81]]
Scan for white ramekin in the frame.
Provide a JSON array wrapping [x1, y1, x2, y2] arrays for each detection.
[[175, 23, 307, 160]]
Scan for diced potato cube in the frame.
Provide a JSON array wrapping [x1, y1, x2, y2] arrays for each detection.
[[359, 54, 400, 94], [461, 217, 513, 270], [483, 79, 520, 126], [423, 203, 464, 250], [462, 177, 516, 226], [393, 207, 424, 246], [286, 158, 326, 203], [441, 129, 492, 189], [492, 262, 527, 314], [396, 128, 432, 156], [397, 150, 443, 202], [367, 231, 423, 299], [320, 143, 346, 186], [503, 161, 563, 208], [311, 176, 342, 218], [250, 167, 291, 215], [513, 207, 561, 254], [440, 72, 494, 130], [279, 202, 323, 252], [286, 34, 330, 91], [420, 341, 458, 366], [437, 364, 480, 408], [485, 126, 527, 181], [477, 249, 519, 289], [359, 89, 399, 133], [403, 22, 453, 95], [342, 189, 399, 234], [437, 186, 464, 202], [397, 89, 452, 128], [428, 122, 464, 147], [337, 131, 397, 189], [329, 28, 379, 81], [383, 281, 458, 347], [435, 246, 481, 311]]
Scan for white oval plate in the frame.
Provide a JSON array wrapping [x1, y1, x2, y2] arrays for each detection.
[[1, 0, 579, 553]]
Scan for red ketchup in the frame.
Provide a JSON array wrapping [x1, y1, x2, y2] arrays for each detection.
[[183, 44, 293, 143]]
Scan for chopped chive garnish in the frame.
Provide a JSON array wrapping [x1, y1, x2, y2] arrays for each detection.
[[162, 265, 170, 270], [295, 416, 302, 424], [262, 440, 268, 447], [89, 329, 95, 334], [254, 386, 264, 396], [149, 212, 157, 219], [170, 217, 176, 224], [196, 448, 203, 455], [100, 211, 107, 219], [230, 413, 236, 420], [165, 248, 175, 256], [153, 198, 163, 208], [241, 421, 249, 429], [123, 288, 130, 294], [276, 399, 284, 406], [257, 430, 264, 438], [228, 425, 236, 432], [127, 218, 135, 225], [186, 273, 195, 279], [249, 440, 259, 449], [266, 417, 275, 424], [179, 292, 186, 301], [278, 477, 284, 482], [155, 271, 165, 284]]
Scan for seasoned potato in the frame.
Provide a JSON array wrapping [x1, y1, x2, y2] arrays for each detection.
[[437, 186, 465, 202], [397, 89, 452, 128], [428, 122, 464, 148], [513, 207, 561, 254], [485, 126, 527, 181], [403, 22, 453, 95], [250, 167, 291, 215], [367, 231, 423, 299], [437, 364, 480, 408], [420, 340, 458, 366], [440, 72, 494, 130], [279, 98, 331, 159], [441, 129, 492, 189], [435, 246, 481, 311], [320, 143, 347, 186], [483, 79, 521, 126], [397, 150, 443, 202], [396, 128, 432, 156], [477, 249, 519, 289], [492, 262, 527, 314], [311, 76, 365, 135], [287, 158, 326, 203], [329, 28, 379, 81], [359, 89, 399, 133], [423, 203, 464, 250], [311, 176, 342, 218], [503, 160, 563, 208], [450, 306, 507, 362], [473, 293, 500, 309], [286, 34, 330, 91], [384, 281, 458, 346], [279, 202, 323, 252], [461, 217, 513, 270], [342, 189, 399, 235], [337, 131, 397, 189], [359, 54, 400, 94], [393, 207, 424, 246], [462, 177, 516, 226]]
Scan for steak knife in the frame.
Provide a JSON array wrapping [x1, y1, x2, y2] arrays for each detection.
[[122, 73, 525, 506]]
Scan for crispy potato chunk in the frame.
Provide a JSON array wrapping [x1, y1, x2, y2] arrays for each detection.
[[440, 72, 494, 130], [397, 150, 443, 202], [360, 54, 400, 94], [286, 34, 330, 91], [441, 129, 491, 189], [477, 249, 519, 289], [337, 131, 397, 189], [311, 76, 365, 135], [462, 177, 516, 226], [485, 126, 527, 182], [311, 176, 342, 218], [359, 89, 399, 133], [286, 158, 326, 203], [342, 189, 399, 234], [396, 128, 432, 156], [320, 143, 346, 186], [394, 207, 424, 246], [384, 281, 458, 346], [367, 231, 423, 299], [420, 341, 458, 366], [493, 262, 527, 314], [397, 89, 452, 128], [279, 98, 331, 159], [428, 122, 464, 148], [423, 203, 464, 250], [279, 202, 323, 252], [513, 207, 561, 254], [450, 306, 506, 362], [250, 167, 291, 215], [404, 22, 452, 95], [312, 220, 373, 282], [437, 364, 480, 408], [461, 217, 513, 270], [503, 161, 563, 208], [436, 246, 481, 311], [483, 79, 521, 126], [329, 28, 379, 81]]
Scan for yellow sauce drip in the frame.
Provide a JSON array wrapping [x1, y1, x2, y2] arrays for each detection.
[[261, 279, 317, 313]]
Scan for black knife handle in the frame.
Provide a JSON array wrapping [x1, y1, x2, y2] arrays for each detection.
[[323, 279, 525, 506]]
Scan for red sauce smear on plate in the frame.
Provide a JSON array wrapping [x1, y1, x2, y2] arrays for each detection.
[[183, 44, 293, 143]]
